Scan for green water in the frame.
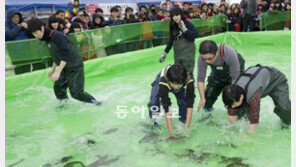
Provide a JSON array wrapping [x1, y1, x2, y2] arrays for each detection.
[[5, 31, 291, 167]]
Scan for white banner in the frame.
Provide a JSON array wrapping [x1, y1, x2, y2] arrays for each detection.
[[87, 3, 138, 16]]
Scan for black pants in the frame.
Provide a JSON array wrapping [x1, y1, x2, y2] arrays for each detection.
[[148, 73, 187, 123], [54, 64, 95, 102], [242, 14, 254, 32], [267, 67, 291, 125], [204, 74, 231, 109]]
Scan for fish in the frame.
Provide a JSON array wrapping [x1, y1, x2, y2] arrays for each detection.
[[86, 155, 120, 167], [7, 159, 24, 167], [63, 161, 86, 167], [165, 136, 185, 142], [138, 132, 161, 144], [175, 149, 249, 166], [102, 128, 118, 135]]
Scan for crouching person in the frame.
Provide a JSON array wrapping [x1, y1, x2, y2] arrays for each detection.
[[148, 64, 195, 134], [222, 65, 291, 134]]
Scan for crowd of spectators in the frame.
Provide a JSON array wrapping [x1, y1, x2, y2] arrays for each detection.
[[5, 0, 291, 42]]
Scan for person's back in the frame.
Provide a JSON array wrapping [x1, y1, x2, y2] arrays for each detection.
[[5, 8, 30, 41]]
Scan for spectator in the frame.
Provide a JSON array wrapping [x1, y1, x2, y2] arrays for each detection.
[[208, 3, 215, 11], [229, 7, 242, 31], [125, 7, 138, 23], [64, 17, 71, 28], [254, 4, 264, 31], [89, 14, 106, 29], [59, 19, 69, 34], [274, 1, 283, 11], [73, 18, 87, 30], [200, 12, 208, 19], [193, 8, 201, 19], [69, 22, 83, 33], [55, 10, 66, 20], [201, 3, 208, 13], [94, 8, 105, 24], [182, 2, 191, 18], [262, 0, 269, 12], [268, 1, 276, 11], [161, 2, 168, 10], [5, 8, 30, 41], [95, 8, 104, 16], [207, 8, 214, 17], [188, 11, 195, 19], [84, 14, 91, 25], [219, 4, 227, 14], [115, 5, 125, 21], [226, 8, 232, 16], [108, 7, 126, 26], [152, 9, 165, 21], [166, 0, 173, 10], [240, 0, 257, 32], [76, 11, 85, 21], [230, 3, 238, 11], [149, 4, 157, 16], [48, 15, 60, 31], [284, 2, 291, 11], [162, 10, 171, 21], [139, 5, 151, 22]]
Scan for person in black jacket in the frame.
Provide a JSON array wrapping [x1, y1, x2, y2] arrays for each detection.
[[27, 18, 101, 105], [159, 6, 198, 77], [148, 64, 195, 134], [88, 14, 106, 29]]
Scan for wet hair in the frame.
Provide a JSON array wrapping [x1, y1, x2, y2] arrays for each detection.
[[69, 22, 81, 33], [167, 64, 187, 85], [199, 40, 218, 55], [27, 18, 45, 33], [48, 15, 59, 30], [169, 6, 187, 35], [95, 8, 103, 14], [222, 84, 245, 107], [110, 7, 119, 13]]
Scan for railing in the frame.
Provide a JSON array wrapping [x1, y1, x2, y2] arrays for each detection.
[[5, 14, 228, 76]]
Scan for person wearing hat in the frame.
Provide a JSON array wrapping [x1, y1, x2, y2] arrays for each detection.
[[222, 65, 291, 134], [196, 40, 245, 120]]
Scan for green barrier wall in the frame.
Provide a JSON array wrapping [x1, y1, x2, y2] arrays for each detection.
[[5, 15, 228, 68], [260, 11, 291, 30], [5, 31, 291, 167]]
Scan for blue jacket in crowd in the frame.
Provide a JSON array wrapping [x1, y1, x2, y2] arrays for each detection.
[[5, 8, 30, 41]]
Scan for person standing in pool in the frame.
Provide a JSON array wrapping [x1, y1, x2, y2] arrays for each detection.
[[159, 6, 198, 77], [197, 40, 245, 119], [27, 18, 101, 105]]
